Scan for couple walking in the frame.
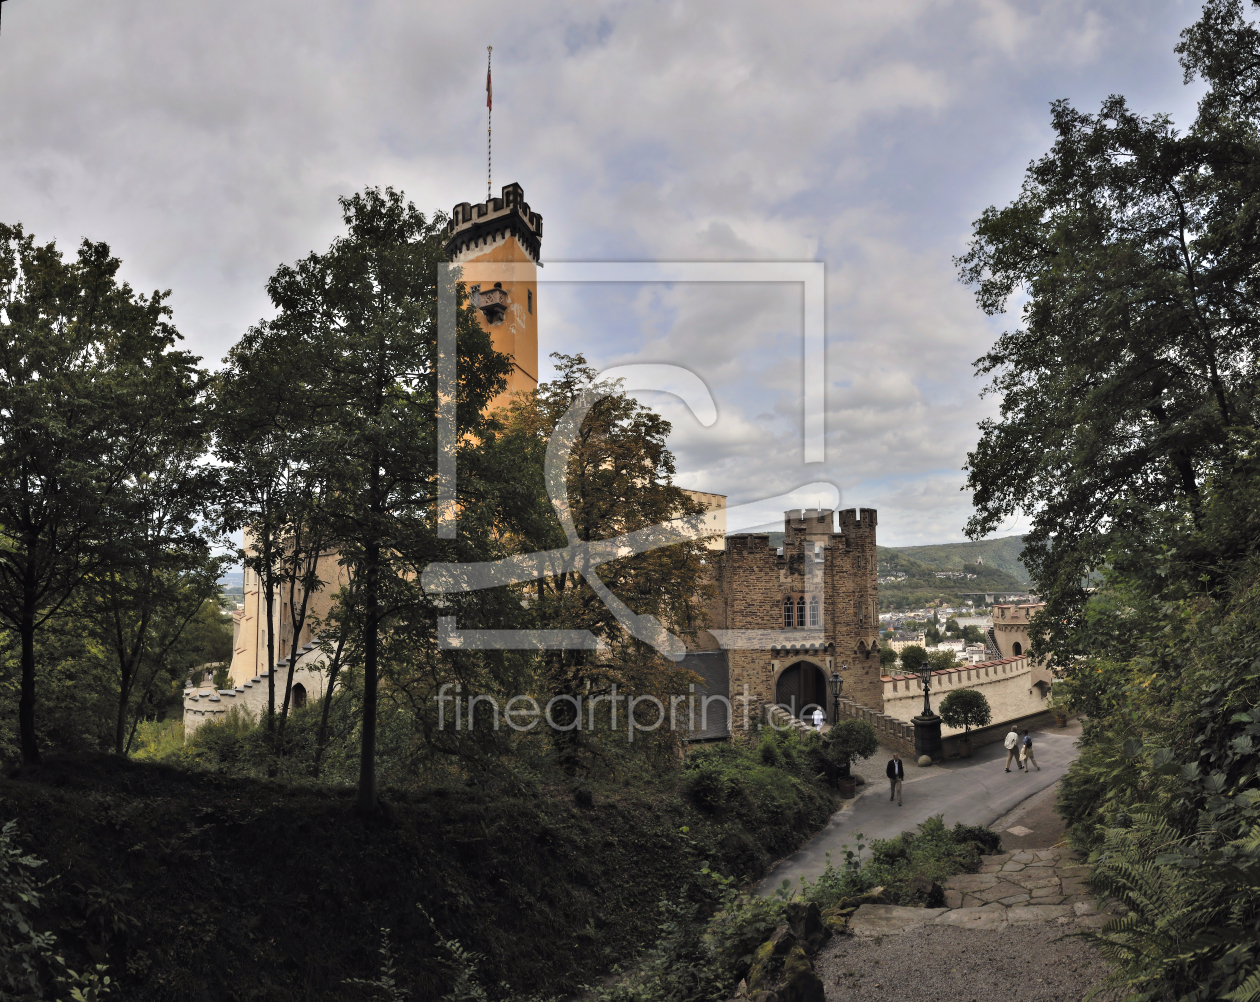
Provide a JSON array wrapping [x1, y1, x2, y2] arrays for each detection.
[[1003, 726, 1040, 772]]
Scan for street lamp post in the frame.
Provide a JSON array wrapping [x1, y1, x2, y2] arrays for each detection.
[[917, 661, 934, 717], [828, 663, 855, 789], [828, 663, 847, 725], [911, 660, 943, 762]]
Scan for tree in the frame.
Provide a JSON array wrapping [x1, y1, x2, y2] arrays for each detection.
[[899, 645, 927, 673], [945, 618, 960, 635], [215, 334, 331, 737], [939, 688, 991, 735], [961, 625, 985, 645], [0, 224, 205, 763], [259, 188, 512, 814], [926, 649, 958, 671], [957, 0, 1260, 656], [78, 433, 224, 753], [499, 353, 712, 773], [878, 646, 898, 669], [821, 718, 879, 779]]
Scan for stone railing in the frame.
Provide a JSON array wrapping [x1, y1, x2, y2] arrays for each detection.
[[763, 699, 916, 756], [831, 697, 916, 756]]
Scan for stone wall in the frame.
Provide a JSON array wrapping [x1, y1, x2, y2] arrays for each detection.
[[184, 641, 329, 735], [831, 696, 916, 757], [716, 508, 883, 723], [881, 655, 1051, 737]]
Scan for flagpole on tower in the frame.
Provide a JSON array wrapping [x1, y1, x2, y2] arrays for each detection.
[[486, 46, 493, 200]]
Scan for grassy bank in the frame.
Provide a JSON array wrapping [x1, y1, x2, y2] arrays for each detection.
[[0, 727, 838, 1001]]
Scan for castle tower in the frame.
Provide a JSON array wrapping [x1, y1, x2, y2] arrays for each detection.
[[716, 507, 883, 722], [443, 182, 542, 409]]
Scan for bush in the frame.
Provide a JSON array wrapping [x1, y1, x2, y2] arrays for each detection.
[[817, 719, 878, 780], [685, 764, 732, 813], [938, 688, 992, 734], [130, 718, 185, 761]]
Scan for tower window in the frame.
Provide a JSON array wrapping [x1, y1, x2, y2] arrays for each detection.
[[796, 596, 806, 628], [783, 597, 793, 629], [808, 595, 820, 628], [528, 289, 533, 313]]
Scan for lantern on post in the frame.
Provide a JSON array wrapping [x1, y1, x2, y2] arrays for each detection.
[[828, 663, 847, 724], [911, 659, 943, 762]]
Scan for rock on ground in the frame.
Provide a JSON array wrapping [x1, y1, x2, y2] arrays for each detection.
[[815, 924, 1113, 1001]]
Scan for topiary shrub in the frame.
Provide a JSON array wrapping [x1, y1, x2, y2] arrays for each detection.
[[939, 688, 992, 735]]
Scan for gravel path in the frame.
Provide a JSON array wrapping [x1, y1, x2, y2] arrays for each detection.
[[816, 923, 1114, 1002]]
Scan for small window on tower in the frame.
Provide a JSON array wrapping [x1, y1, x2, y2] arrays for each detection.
[[796, 596, 806, 628], [783, 597, 793, 629], [857, 556, 863, 569], [528, 289, 533, 313], [808, 595, 820, 627]]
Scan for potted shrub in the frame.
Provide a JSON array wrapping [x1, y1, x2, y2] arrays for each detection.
[[819, 718, 879, 798], [939, 688, 992, 758]]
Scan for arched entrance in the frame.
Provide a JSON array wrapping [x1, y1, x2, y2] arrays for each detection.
[[1012, 642, 1023, 656], [775, 661, 828, 720], [291, 683, 307, 709]]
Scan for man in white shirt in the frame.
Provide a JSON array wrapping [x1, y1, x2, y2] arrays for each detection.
[[1004, 726, 1023, 772], [811, 706, 825, 731]]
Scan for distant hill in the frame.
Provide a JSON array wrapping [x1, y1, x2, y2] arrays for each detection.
[[757, 532, 1031, 611], [875, 536, 1031, 611], [879, 536, 1030, 586]]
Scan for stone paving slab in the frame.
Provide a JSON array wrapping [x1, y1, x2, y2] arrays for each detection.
[[848, 905, 948, 936], [848, 849, 1119, 937]]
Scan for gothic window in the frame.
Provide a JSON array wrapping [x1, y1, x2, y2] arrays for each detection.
[[796, 596, 806, 628], [808, 595, 820, 628], [857, 556, 863, 569], [783, 597, 793, 628]]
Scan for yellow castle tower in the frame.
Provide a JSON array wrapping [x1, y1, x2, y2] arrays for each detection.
[[442, 182, 542, 409]]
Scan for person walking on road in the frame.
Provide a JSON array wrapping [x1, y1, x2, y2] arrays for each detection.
[[887, 752, 905, 806], [1004, 726, 1023, 772], [1021, 729, 1041, 772]]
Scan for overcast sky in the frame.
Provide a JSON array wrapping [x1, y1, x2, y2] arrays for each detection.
[[0, 0, 1209, 545]]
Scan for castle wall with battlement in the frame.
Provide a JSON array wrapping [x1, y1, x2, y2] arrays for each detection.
[[880, 654, 1051, 736]]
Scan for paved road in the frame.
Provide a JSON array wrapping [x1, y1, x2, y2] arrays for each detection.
[[757, 724, 1080, 895]]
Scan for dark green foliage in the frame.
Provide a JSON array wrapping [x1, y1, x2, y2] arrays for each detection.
[[684, 763, 732, 813], [0, 732, 836, 1001], [938, 688, 992, 733], [812, 719, 878, 782], [0, 223, 211, 765], [898, 645, 927, 673]]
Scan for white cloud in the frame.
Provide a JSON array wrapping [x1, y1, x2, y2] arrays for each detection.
[[0, 0, 1203, 542]]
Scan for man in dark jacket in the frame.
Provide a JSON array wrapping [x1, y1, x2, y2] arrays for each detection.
[[886, 752, 905, 806]]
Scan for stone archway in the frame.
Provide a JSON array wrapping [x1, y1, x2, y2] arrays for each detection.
[[1012, 641, 1023, 656], [775, 661, 828, 720], [292, 683, 307, 708]]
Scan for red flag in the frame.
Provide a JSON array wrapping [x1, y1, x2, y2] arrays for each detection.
[[486, 66, 492, 110]]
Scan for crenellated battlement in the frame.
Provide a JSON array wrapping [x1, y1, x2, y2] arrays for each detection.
[[836, 507, 878, 534], [444, 182, 543, 262]]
